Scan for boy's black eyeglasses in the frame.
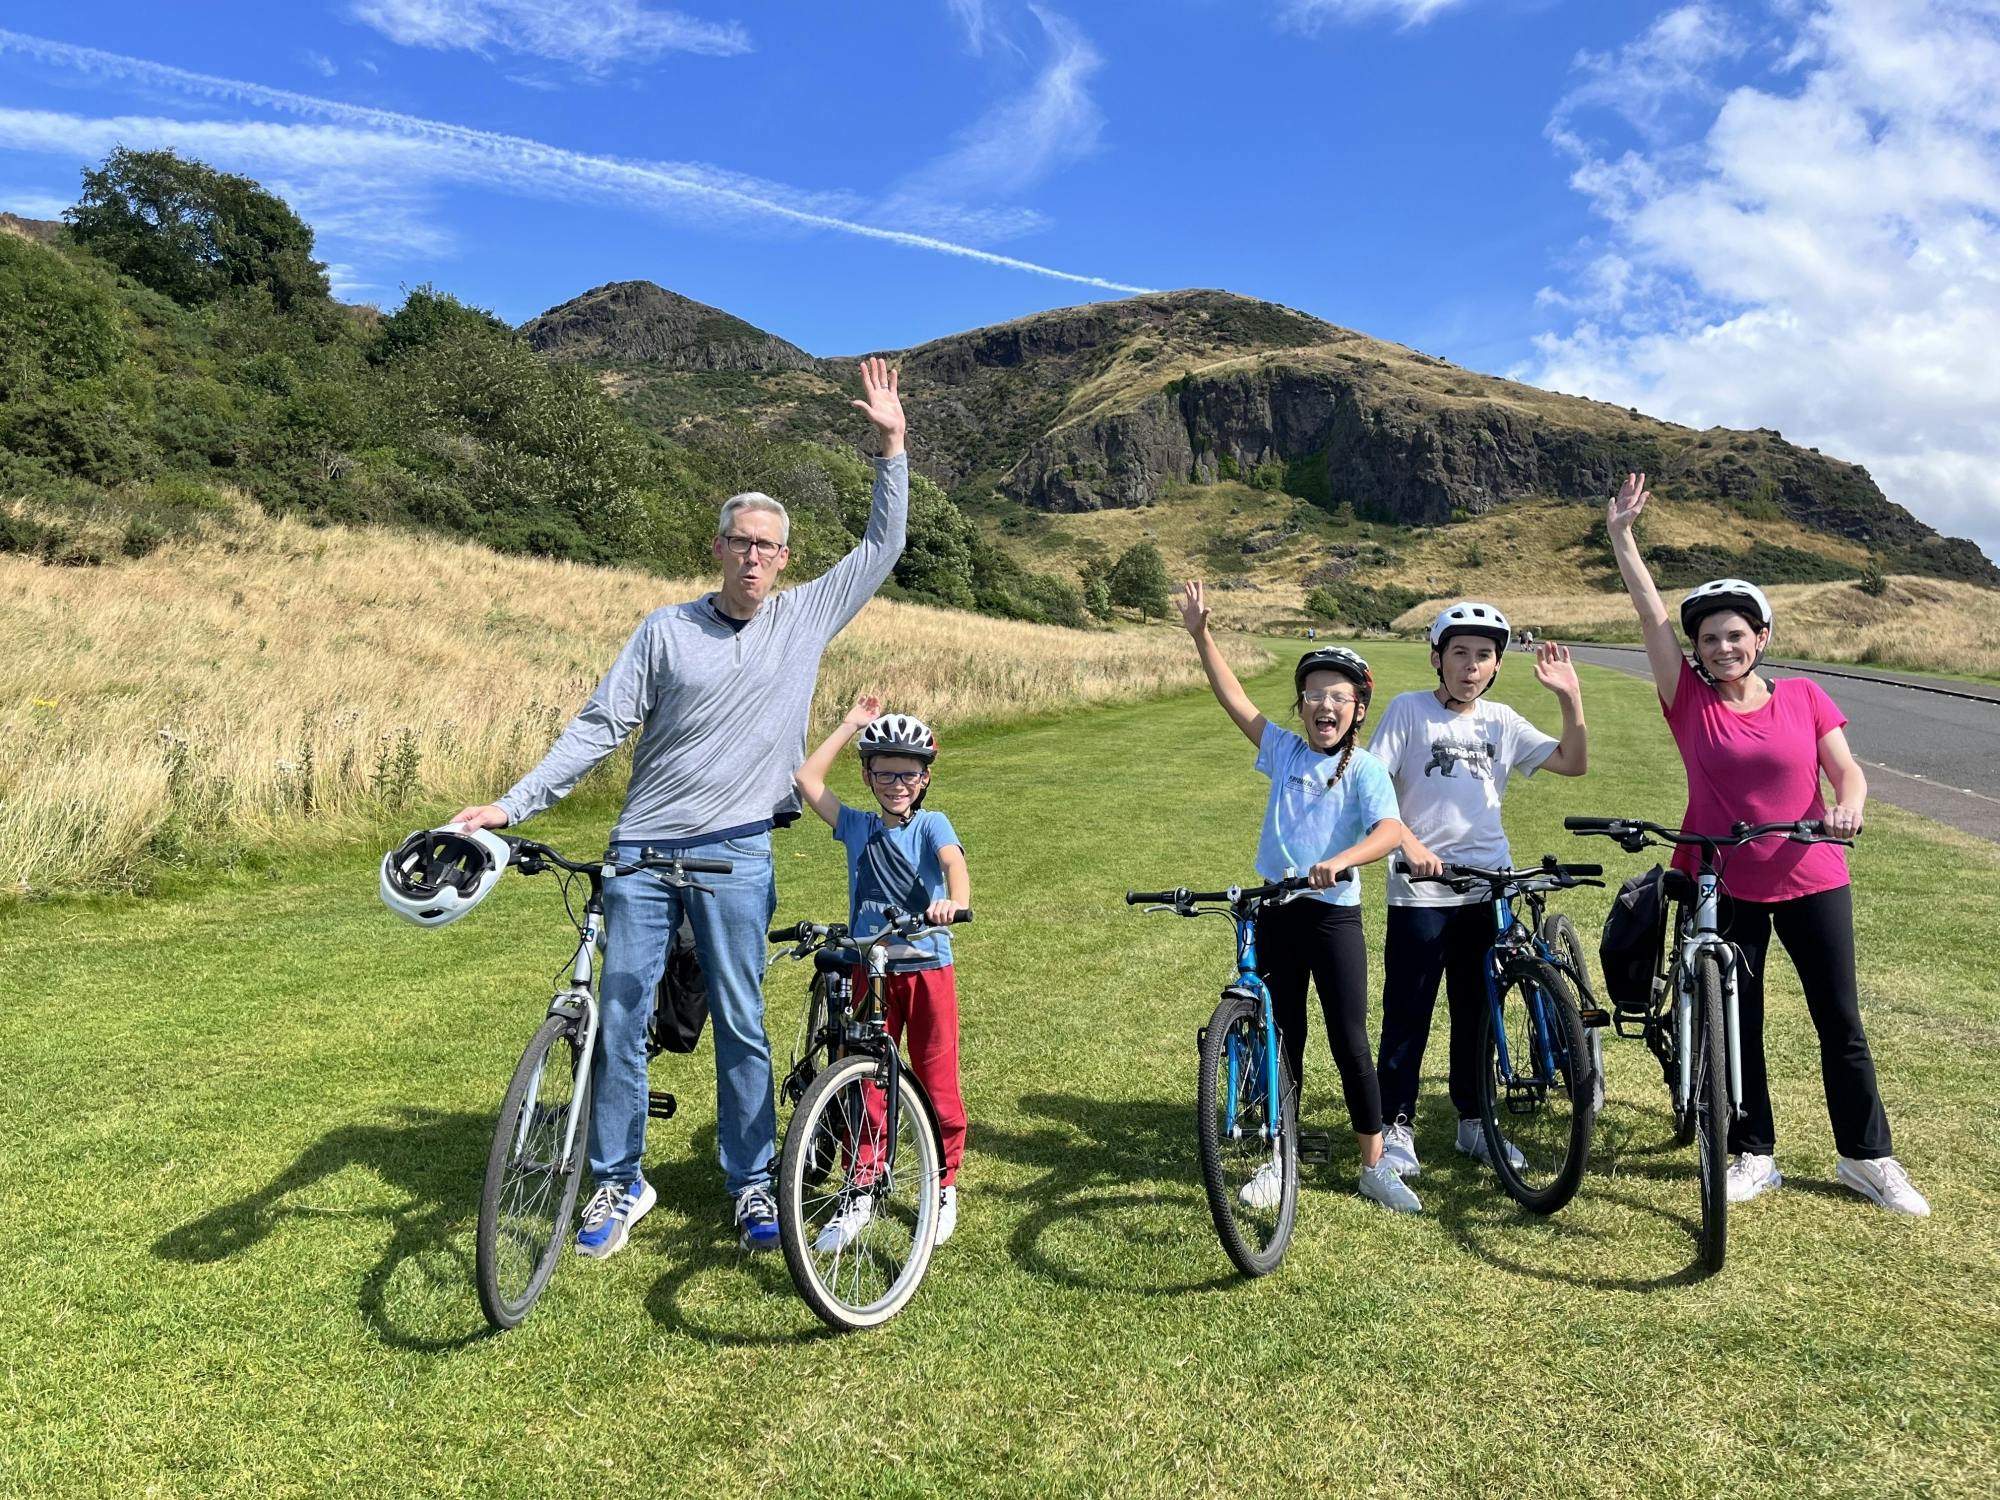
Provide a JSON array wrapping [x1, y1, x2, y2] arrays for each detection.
[[721, 534, 785, 560], [868, 770, 926, 786]]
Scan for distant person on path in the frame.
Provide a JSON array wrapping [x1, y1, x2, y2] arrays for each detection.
[[1606, 471, 1927, 1216], [794, 696, 971, 1248], [1177, 580, 1416, 1213], [450, 357, 911, 1256], [1367, 601, 1589, 1185]]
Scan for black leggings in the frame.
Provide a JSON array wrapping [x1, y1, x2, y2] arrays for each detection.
[[1377, 903, 1492, 1124], [1254, 899, 1383, 1136], [1716, 883, 1891, 1160]]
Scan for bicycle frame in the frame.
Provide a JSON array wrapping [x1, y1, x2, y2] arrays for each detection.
[[516, 895, 604, 1178], [1223, 911, 1283, 1148], [1671, 870, 1745, 1122]]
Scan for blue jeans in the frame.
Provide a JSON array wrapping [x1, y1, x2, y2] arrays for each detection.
[[594, 834, 779, 1197]]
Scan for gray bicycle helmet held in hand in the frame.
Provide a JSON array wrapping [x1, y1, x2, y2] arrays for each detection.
[[380, 826, 512, 928]]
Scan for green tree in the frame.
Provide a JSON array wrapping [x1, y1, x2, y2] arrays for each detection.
[[67, 148, 329, 311], [1080, 558, 1113, 621], [1107, 541, 1171, 618]]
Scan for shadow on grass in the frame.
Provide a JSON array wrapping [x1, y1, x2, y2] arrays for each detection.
[[979, 1092, 1237, 1296], [152, 1107, 494, 1354], [1416, 1100, 1714, 1291], [638, 1122, 832, 1347]]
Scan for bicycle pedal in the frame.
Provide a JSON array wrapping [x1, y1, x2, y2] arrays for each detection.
[[646, 1091, 678, 1120], [1578, 1006, 1612, 1029], [1297, 1129, 1333, 1167]]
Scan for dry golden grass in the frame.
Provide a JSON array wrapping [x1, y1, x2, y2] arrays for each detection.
[[1393, 576, 2000, 679], [2, 504, 1265, 896]]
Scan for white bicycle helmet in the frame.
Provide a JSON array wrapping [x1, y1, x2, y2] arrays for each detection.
[[380, 826, 511, 928], [856, 713, 938, 765], [1678, 578, 1773, 640], [1428, 600, 1512, 651]]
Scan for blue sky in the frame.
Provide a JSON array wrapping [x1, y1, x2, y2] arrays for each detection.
[[0, 1, 1994, 558]]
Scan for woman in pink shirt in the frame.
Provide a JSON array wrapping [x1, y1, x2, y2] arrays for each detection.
[[1606, 473, 1928, 1217]]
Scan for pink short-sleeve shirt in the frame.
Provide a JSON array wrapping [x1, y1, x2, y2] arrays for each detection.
[[1661, 658, 1850, 903]]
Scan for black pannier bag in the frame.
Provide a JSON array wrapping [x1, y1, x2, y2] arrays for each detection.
[[1599, 865, 1668, 1016], [650, 916, 710, 1054]]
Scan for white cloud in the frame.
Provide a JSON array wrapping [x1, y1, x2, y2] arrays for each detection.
[[886, 6, 1101, 225], [946, 0, 995, 54], [1278, 0, 1467, 30], [1, 188, 71, 219], [1523, 0, 2000, 563], [347, 0, 750, 72], [0, 29, 1155, 294], [304, 50, 339, 78]]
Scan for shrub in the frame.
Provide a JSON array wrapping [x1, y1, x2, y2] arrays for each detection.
[[1107, 542, 1171, 618]]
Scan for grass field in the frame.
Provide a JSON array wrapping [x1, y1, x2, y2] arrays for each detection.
[[6, 644, 1998, 1497]]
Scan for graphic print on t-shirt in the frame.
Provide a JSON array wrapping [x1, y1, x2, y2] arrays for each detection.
[[1422, 738, 1498, 779]]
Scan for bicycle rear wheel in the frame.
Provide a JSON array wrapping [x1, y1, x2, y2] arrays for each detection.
[[1542, 911, 1606, 1114], [1692, 953, 1729, 1274], [1196, 991, 1298, 1277], [476, 1010, 592, 1330], [1479, 959, 1595, 1214], [778, 1051, 942, 1331]]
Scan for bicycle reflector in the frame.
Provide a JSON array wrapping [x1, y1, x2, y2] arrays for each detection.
[[379, 826, 510, 927]]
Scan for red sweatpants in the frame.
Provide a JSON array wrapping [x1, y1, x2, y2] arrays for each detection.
[[852, 964, 967, 1185]]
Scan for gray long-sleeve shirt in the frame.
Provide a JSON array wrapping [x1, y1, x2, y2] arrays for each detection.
[[497, 454, 908, 843]]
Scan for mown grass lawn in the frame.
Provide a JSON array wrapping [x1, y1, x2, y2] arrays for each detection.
[[6, 644, 1997, 1498]]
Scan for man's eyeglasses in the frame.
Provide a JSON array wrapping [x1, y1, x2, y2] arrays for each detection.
[[868, 769, 926, 786], [1301, 691, 1357, 707], [721, 534, 785, 561]]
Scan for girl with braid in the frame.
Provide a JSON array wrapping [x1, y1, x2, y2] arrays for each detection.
[[1177, 581, 1417, 1213]]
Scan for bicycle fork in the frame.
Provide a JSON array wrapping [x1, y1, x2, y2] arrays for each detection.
[[518, 924, 602, 1172]]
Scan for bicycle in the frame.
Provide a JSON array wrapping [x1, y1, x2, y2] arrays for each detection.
[[766, 905, 972, 1331], [1396, 854, 1608, 1213], [1564, 816, 1853, 1273], [474, 837, 731, 1331], [1125, 873, 1336, 1278]]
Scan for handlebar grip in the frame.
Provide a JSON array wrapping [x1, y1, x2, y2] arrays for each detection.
[[1126, 890, 1177, 905], [950, 909, 974, 924], [1563, 816, 1620, 831], [1566, 863, 1604, 877], [675, 857, 735, 874], [768, 923, 802, 943]]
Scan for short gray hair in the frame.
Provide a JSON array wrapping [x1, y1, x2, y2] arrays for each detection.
[[717, 491, 790, 543]]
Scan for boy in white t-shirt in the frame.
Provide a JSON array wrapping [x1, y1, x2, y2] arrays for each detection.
[[1366, 602, 1589, 1179]]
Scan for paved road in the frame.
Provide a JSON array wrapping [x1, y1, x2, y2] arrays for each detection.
[[1566, 645, 2000, 844]]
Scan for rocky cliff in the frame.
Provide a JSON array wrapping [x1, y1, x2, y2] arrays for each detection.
[[522, 280, 815, 373]]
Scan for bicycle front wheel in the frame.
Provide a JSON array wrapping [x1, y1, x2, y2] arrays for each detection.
[[1479, 959, 1595, 1214], [1692, 952, 1729, 1274], [1542, 911, 1606, 1114], [1196, 991, 1298, 1277], [778, 1051, 942, 1332], [783, 975, 841, 1185], [476, 1010, 592, 1330]]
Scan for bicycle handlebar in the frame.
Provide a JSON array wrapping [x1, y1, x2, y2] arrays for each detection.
[[1393, 856, 1604, 892], [1564, 816, 1853, 851], [767, 908, 972, 950], [1125, 873, 1333, 909], [503, 836, 735, 881]]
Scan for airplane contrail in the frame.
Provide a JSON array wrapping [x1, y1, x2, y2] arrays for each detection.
[[0, 28, 1158, 294]]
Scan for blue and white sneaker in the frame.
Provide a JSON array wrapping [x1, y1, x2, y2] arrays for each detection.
[[575, 1177, 656, 1259], [735, 1184, 780, 1251]]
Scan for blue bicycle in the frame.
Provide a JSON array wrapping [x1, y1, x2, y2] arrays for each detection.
[[1399, 854, 1607, 1214], [1127, 874, 1322, 1277]]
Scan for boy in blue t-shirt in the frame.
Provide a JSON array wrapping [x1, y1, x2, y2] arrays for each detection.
[[795, 696, 971, 1246]]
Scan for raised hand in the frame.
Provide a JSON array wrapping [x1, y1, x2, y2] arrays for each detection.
[[1177, 579, 1211, 637], [1533, 641, 1580, 697], [851, 355, 905, 456], [846, 692, 884, 726], [1608, 471, 1650, 535]]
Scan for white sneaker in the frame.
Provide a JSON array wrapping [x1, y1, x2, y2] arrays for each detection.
[[1725, 1152, 1783, 1204], [812, 1193, 876, 1253], [1238, 1158, 1284, 1210], [1358, 1161, 1421, 1214], [1455, 1117, 1525, 1171], [935, 1184, 958, 1245], [1837, 1156, 1931, 1218], [1381, 1120, 1421, 1179]]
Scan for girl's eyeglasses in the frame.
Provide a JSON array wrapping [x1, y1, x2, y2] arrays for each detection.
[[1301, 691, 1357, 707]]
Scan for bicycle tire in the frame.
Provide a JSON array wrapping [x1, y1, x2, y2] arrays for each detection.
[[784, 975, 841, 1184], [1196, 991, 1299, 1277], [1542, 911, 1607, 1116], [476, 1011, 592, 1330], [1479, 959, 1595, 1214], [777, 1051, 942, 1331], [1692, 952, 1729, 1274]]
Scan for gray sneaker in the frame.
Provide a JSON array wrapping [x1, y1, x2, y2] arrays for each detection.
[[1455, 1117, 1525, 1171], [1725, 1152, 1783, 1204], [1836, 1156, 1931, 1217], [1359, 1161, 1421, 1214], [1381, 1120, 1421, 1179]]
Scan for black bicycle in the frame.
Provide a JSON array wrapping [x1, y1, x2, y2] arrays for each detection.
[[1566, 817, 1853, 1273], [1398, 855, 1607, 1213], [768, 906, 972, 1331], [474, 838, 729, 1331]]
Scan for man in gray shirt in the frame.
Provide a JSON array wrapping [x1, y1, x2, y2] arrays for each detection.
[[452, 356, 909, 1255]]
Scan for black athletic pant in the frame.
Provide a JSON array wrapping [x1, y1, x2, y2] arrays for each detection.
[[1254, 899, 1383, 1135], [1716, 883, 1891, 1160], [1377, 903, 1492, 1124]]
